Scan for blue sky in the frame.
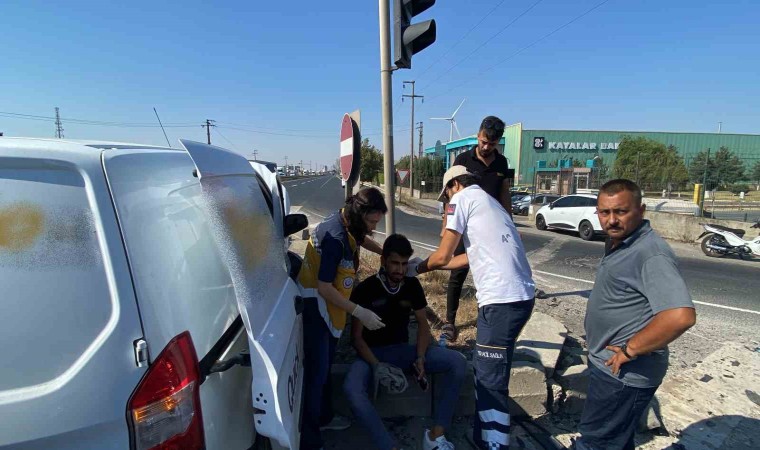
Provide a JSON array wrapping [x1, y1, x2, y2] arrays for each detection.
[[2, 0, 759, 168]]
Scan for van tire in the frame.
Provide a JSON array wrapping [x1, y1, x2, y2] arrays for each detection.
[[536, 215, 547, 231], [579, 220, 594, 241]]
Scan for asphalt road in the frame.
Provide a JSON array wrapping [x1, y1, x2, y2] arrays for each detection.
[[284, 175, 760, 337]]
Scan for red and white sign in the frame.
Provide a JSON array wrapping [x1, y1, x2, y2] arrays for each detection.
[[397, 169, 410, 184], [340, 114, 355, 182]]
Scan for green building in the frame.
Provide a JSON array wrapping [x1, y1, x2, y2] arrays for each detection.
[[425, 124, 760, 193]]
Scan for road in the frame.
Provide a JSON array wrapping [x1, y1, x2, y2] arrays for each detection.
[[284, 175, 759, 362]]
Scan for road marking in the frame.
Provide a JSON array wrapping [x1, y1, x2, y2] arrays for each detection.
[[533, 270, 760, 315], [372, 231, 439, 252]]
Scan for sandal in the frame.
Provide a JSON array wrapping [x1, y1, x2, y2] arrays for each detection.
[[440, 323, 458, 342]]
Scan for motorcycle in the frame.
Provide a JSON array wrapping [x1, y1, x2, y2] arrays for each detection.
[[698, 221, 760, 259]]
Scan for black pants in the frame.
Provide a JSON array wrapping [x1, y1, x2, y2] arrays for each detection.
[[575, 364, 658, 450], [446, 239, 468, 324], [300, 299, 338, 450], [473, 300, 535, 450]]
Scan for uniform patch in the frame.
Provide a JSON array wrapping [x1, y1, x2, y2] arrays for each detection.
[[446, 204, 457, 215], [343, 277, 354, 289]]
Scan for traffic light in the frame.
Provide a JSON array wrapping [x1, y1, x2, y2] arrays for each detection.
[[394, 0, 436, 69]]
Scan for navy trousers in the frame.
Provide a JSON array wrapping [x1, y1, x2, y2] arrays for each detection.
[[473, 299, 535, 450], [575, 363, 658, 450], [300, 299, 338, 450]]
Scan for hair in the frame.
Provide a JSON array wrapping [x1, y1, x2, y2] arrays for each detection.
[[344, 187, 388, 244], [599, 179, 643, 204], [381, 233, 414, 259], [446, 173, 481, 190], [479, 116, 506, 142]]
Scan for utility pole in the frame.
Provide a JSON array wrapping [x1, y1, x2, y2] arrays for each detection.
[[54, 107, 64, 138], [300, 160, 304, 175], [402, 80, 423, 198], [284, 156, 288, 175], [252, 149, 258, 161], [202, 119, 215, 145], [700, 148, 711, 217], [379, 0, 396, 234], [417, 122, 424, 158]]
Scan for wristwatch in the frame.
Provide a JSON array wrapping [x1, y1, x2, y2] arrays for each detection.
[[620, 343, 637, 360]]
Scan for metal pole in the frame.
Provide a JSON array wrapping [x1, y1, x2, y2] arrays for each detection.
[[700, 148, 710, 217], [379, 0, 395, 234], [410, 82, 415, 198]]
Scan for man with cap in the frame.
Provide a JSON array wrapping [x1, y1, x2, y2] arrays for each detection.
[[412, 165, 535, 450], [439, 115, 513, 343]]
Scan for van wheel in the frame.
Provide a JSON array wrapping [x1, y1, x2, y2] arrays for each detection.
[[536, 215, 547, 231], [579, 221, 594, 241]]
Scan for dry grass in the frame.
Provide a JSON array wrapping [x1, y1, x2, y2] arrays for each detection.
[[356, 251, 480, 359]]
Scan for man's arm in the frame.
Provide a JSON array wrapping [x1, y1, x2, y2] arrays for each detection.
[[317, 281, 357, 313], [499, 178, 512, 217], [413, 308, 431, 379], [605, 307, 696, 374], [417, 229, 462, 274], [351, 315, 379, 366]]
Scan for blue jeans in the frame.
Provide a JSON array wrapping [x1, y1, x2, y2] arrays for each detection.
[[473, 300, 535, 450], [300, 299, 338, 450], [575, 363, 659, 450], [343, 344, 467, 450]]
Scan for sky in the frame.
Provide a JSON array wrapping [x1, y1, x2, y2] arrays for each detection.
[[2, 0, 759, 169]]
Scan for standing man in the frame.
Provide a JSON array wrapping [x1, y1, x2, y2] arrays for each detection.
[[577, 179, 696, 450], [344, 234, 466, 450], [416, 166, 535, 450], [440, 115, 513, 342]]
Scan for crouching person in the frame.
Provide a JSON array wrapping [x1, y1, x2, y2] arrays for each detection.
[[343, 234, 466, 450]]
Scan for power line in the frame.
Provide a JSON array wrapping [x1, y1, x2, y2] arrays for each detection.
[[420, 0, 544, 91], [0, 111, 197, 128], [415, 0, 508, 81], [427, 0, 611, 102], [214, 127, 238, 150]]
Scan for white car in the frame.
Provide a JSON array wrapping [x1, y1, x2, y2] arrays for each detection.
[[1, 138, 307, 450], [535, 194, 604, 240]]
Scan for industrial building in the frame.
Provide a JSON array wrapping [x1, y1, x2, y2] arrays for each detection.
[[425, 124, 760, 194]]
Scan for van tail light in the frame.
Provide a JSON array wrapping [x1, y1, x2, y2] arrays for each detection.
[[127, 331, 205, 450]]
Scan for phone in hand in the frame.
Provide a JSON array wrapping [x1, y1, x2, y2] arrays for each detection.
[[412, 363, 428, 391]]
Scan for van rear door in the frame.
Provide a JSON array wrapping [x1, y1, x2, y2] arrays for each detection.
[[179, 140, 304, 449]]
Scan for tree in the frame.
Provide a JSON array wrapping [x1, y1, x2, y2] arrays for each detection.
[[613, 136, 689, 190], [752, 161, 760, 189], [359, 138, 383, 184], [688, 146, 746, 189], [395, 155, 445, 191]]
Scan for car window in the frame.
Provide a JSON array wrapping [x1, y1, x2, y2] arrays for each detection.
[[552, 196, 575, 208], [254, 172, 275, 218], [577, 197, 597, 207]]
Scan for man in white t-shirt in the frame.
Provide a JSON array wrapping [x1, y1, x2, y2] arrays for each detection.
[[414, 165, 535, 450]]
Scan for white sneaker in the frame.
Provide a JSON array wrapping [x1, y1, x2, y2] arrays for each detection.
[[422, 429, 455, 450], [319, 415, 351, 431]]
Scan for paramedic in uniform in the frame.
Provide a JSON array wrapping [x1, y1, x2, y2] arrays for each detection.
[[414, 165, 535, 450], [298, 187, 388, 450]]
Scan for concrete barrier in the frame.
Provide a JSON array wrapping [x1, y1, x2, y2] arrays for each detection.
[[646, 210, 755, 242]]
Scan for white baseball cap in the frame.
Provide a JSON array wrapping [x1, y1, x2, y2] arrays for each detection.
[[437, 165, 473, 202]]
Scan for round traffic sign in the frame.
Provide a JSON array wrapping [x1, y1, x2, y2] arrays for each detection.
[[340, 114, 355, 182]]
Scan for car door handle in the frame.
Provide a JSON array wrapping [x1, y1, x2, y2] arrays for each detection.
[[294, 296, 304, 315]]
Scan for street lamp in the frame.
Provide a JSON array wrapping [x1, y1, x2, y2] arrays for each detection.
[[592, 154, 602, 190]]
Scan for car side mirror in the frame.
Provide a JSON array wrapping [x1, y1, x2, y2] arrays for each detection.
[[549, 203, 554, 209], [283, 213, 308, 237]]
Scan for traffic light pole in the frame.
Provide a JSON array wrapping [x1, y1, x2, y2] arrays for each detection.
[[379, 0, 396, 234]]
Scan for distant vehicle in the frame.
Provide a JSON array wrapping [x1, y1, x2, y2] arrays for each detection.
[[512, 194, 560, 216], [535, 194, 604, 240], [0, 137, 308, 450]]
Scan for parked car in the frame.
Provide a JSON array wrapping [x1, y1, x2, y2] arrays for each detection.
[[0, 138, 307, 450], [534, 194, 604, 240], [512, 194, 560, 216]]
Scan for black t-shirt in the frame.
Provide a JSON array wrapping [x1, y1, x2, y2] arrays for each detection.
[[453, 147, 512, 201], [350, 275, 427, 348]]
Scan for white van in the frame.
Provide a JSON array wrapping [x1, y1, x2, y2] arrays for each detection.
[[0, 138, 307, 450]]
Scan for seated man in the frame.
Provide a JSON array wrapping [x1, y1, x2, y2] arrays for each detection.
[[343, 234, 466, 450]]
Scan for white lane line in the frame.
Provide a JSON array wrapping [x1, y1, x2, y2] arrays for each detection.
[[533, 270, 760, 315]]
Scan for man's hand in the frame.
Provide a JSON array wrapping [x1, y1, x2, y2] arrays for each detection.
[[406, 257, 424, 277], [414, 356, 426, 381], [604, 345, 632, 375], [352, 305, 385, 330]]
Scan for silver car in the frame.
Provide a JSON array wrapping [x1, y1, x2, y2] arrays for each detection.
[[0, 138, 306, 449]]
